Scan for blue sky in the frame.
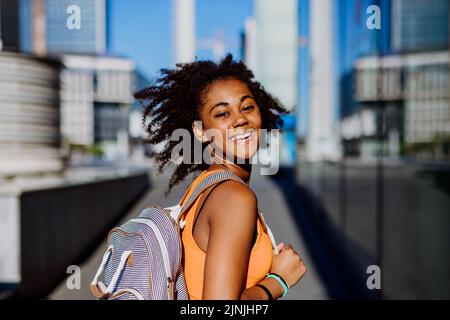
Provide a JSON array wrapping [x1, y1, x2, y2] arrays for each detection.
[[108, 0, 386, 136], [109, 0, 252, 80]]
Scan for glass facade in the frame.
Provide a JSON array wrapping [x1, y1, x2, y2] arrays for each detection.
[[392, 0, 449, 52], [18, 0, 107, 54]]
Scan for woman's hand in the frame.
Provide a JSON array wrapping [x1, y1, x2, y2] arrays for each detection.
[[269, 242, 307, 288]]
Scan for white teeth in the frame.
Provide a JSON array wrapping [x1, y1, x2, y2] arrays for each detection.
[[230, 130, 255, 144]]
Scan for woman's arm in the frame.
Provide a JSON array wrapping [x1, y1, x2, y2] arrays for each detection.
[[241, 242, 307, 300], [201, 180, 259, 300], [240, 277, 285, 300], [200, 180, 307, 300]]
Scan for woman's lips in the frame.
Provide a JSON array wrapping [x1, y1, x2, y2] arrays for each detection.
[[229, 130, 256, 145]]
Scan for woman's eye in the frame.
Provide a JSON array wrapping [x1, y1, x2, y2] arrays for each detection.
[[215, 112, 228, 118], [243, 105, 255, 111]]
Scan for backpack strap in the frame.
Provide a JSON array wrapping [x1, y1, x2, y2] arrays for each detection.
[[90, 245, 113, 299], [177, 170, 244, 225], [165, 170, 241, 224], [177, 169, 279, 254], [90, 245, 133, 299], [257, 209, 279, 254]]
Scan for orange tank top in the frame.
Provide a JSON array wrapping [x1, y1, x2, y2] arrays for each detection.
[[180, 169, 273, 300]]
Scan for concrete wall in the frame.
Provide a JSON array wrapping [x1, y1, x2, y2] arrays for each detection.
[[0, 171, 149, 299]]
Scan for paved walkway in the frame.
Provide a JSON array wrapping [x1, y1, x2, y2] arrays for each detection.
[[49, 166, 328, 300]]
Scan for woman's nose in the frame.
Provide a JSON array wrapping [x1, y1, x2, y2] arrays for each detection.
[[233, 114, 249, 127]]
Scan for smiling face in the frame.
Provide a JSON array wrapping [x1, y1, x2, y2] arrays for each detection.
[[193, 78, 262, 162]]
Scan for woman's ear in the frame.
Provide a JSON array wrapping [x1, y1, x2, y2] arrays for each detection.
[[192, 120, 209, 143]]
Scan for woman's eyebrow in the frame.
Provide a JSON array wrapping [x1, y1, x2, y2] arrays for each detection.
[[209, 95, 255, 114], [240, 95, 254, 103], [209, 102, 228, 113]]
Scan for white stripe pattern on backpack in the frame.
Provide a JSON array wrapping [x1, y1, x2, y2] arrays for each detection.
[[90, 170, 277, 300], [130, 218, 172, 287]]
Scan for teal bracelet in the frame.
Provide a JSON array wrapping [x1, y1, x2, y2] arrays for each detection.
[[266, 273, 289, 298]]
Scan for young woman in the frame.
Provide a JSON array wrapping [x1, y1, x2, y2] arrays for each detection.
[[135, 54, 306, 300]]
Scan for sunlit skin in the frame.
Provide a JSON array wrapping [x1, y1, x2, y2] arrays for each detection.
[[189, 77, 307, 300]]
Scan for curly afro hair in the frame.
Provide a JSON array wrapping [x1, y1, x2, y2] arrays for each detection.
[[134, 54, 288, 195]]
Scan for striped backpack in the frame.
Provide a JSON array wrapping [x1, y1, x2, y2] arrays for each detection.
[[90, 170, 270, 300]]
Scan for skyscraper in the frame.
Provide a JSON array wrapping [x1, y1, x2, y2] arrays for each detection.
[[392, 0, 449, 52], [0, 52, 63, 175], [242, 17, 257, 73], [254, 0, 298, 112], [173, 0, 195, 63], [305, 0, 341, 161], [342, 0, 450, 159], [19, 0, 108, 55], [0, 0, 21, 51], [338, 0, 392, 118], [252, 0, 299, 166], [60, 55, 134, 152]]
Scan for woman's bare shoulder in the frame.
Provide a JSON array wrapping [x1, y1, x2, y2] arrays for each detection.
[[203, 180, 258, 223], [212, 180, 257, 204]]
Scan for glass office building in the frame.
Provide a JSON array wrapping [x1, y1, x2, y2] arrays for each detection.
[[19, 0, 107, 55], [392, 0, 449, 52]]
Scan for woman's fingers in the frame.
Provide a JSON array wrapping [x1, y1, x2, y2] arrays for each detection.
[[277, 242, 285, 252]]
